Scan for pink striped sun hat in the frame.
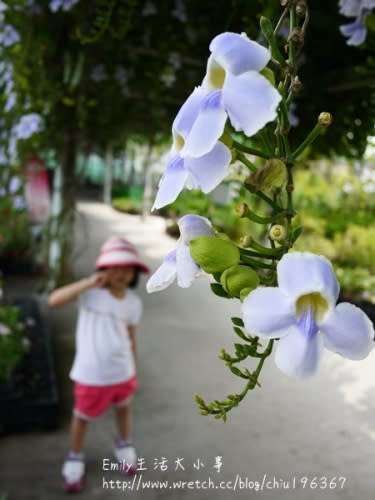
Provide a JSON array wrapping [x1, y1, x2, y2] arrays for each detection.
[[95, 236, 150, 273]]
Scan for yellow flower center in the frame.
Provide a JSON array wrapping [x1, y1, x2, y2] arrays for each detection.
[[174, 132, 185, 152], [207, 60, 226, 89], [295, 292, 329, 323]]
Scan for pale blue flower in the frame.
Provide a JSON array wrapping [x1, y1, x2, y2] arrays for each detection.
[[4, 91, 16, 112], [142, 1, 157, 16], [13, 195, 26, 210], [91, 64, 107, 82], [339, 0, 375, 17], [339, 0, 375, 45], [50, 0, 79, 12], [114, 66, 128, 85], [0, 26, 20, 47], [152, 87, 231, 210], [9, 176, 21, 193], [340, 18, 368, 45], [14, 113, 42, 139], [7, 134, 17, 161], [146, 215, 214, 292], [172, 0, 187, 23], [180, 32, 281, 158], [242, 252, 374, 378]]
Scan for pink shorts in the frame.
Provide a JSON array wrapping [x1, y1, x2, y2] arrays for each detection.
[[73, 376, 138, 420]]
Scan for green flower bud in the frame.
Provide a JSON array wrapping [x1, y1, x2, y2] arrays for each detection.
[[245, 159, 286, 193], [190, 236, 240, 274], [236, 203, 249, 218], [220, 265, 259, 298], [318, 112, 333, 127], [269, 224, 287, 242], [260, 67, 276, 86], [240, 287, 253, 302], [240, 235, 252, 248]]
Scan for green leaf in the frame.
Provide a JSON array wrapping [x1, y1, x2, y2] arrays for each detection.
[[210, 283, 231, 299], [231, 317, 244, 327]]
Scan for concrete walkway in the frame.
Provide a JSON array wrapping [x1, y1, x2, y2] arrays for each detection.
[[1, 200, 375, 499]]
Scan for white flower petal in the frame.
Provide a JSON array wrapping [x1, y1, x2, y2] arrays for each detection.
[[320, 302, 374, 360], [146, 250, 177, 293], [184, 142, 231, 193], [275, 326, 324, 378], [176, 242, 200, 288], [173, 86, 205, 142], [277, 252, 340, 305], [181, 90, 227, 158], [177, 214, 214, 243], [222, 71, 281, 137], [209, 32, 270, 75], [152, 155, 189, 210], [241, 287, 295, 338]]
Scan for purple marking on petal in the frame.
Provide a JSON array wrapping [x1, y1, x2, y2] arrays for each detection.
[[201, 90, 222, 111], [296, 307, 319, 340]]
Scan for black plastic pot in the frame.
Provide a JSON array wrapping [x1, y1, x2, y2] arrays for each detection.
[[0, 297, 58, 434], [0, 255, 37, 276]]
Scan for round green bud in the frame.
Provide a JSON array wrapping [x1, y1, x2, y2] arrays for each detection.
[[318, 112, 333, 127], [220, 264, 260, 298], [246, 159, 286, 193], [190, 236, 240, 274], [236, 203, 249, 218], [240, 235, 252, 248], [269, 224, 287, 242]]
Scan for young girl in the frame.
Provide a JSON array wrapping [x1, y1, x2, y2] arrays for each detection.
[[48, 236, 149, 492]]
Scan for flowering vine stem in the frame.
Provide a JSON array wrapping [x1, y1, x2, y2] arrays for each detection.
[[195, 317, 274, 422], [195, 1, 318, 421]]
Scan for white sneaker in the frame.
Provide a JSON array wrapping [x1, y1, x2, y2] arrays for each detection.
[[114, 440, 137, 475], [62, 452, 85, 492]]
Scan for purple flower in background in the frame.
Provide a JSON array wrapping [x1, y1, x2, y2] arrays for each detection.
[[7, 134, 17, 161], [242, 252, 374, 378], [142, 1, 157, 16], [114, 66, 128, 85], [13, 195, 26, 210], [0, 25, 20, 47], [172, 0, 187, 23], [90, 64, 107, 82], [14, 113, 42, 139], [4, 91, 16, 112], [340, 18, 368, 45], [9, 176, 21, 193], [50, 0, 79, 12], [339, 0, 375, 17], [339, 0, 375, 45], [25, 0, 42, 14], [180, 32, 281, 158], [152, 86, 231, 210], [146, 215, 214, 292]]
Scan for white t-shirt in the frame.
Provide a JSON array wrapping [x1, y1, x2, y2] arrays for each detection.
[[70, 287, 143, 386]]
